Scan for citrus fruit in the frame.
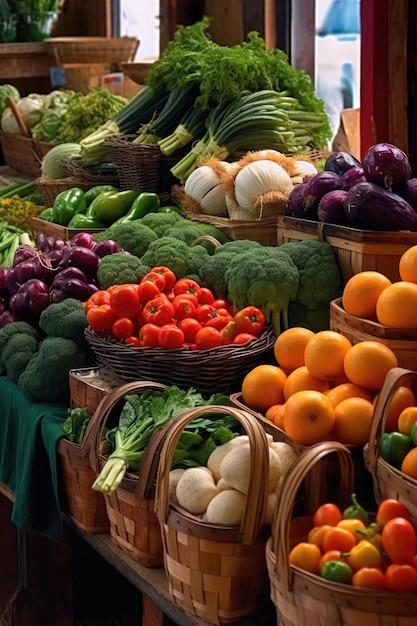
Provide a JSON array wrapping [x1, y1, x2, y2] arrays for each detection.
[[304, 330, 352, 381], [342, 271, 392, 319], [241, 364, 287, 413], [376, 282, 417, 328], [331, 397, 374, 445], [343, 341, 398, 390], [283, 365, 330, 400], [399, 245, 417, 283], [273, 326, 315, 371], [325, 382, 372, 408], [398, 406, 417, 435], [265, 404, 286, 429], [283, 389, 335, 445], [382, 385, 416, 432], [401, 446, 417, 480]]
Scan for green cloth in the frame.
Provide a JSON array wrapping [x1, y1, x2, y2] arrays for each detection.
[[0, 375, 67, 542]]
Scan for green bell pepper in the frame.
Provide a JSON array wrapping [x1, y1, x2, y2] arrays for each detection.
[[85, 185, 119, 206], [320, 560, 352, 584], [67, 213, 106, 229], [342, 493, 369, 526], [379, 431, 414, 468], [88, 189, 140, 223], [112, 192, 160, 225], [51, 188, 87, 226], [38, 207, 54, 222], [157, 204, 182, 216]]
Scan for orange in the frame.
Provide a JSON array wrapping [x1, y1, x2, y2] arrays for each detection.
[[325, 382, 373, 408], [376, 282, 417, 328], [342, 271, 392, 320], [283, 365, 330, 400], [283, 389, 335, 445], [273, 327, 315, 371], [265, 404, 286, 429], [304, 330, 352, 381], [401, 447, 417, 480], [398, 406, 417, 435], [343, 341, 398, 391], [241, 364, 287, 413], [383, 385, 416, 432], [331, 397, 374, 445], [399, 245, 417, 283]]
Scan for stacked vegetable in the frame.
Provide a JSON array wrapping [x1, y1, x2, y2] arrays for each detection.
[[290, 497, 417, 593], [287, 142, 417, 231]]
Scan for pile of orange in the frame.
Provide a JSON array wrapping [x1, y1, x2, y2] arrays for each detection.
[[241, 326, 406, 447]]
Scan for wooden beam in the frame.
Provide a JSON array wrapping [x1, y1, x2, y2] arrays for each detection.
[[290, 0, 315, 80]]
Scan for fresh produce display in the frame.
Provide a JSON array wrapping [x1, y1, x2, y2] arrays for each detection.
[[240, 327, 399, 446], [289, 497, 417, 593], [90, 385, 239, 494], [170, 433, 298, 525], [286, 143, 417, 231], [79, 19, 331, 169], [0, 180, 45, 231]]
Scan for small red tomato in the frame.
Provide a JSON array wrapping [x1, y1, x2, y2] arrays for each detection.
[[87, 304, 117, 336], [196, 287, 215, 305], [177, 317, 202, 342], [382, 517, 417, 564], [158, 324, 185, 350], [376, 499, 412, 526], [313, 503, 343, 527], [151, 266, 176, 291], [385, 563, 417, 593], [204, 315, 230, 331], [351, 567, 387, 590], [109, 284, 140, 318], [137, 279, 161, 303], [232, 332, 258, 344], [172, 295, 196, 320], [194, 304, 219, 325], [125, 335, 141, 347], [234, 305, 266, 337], [139, 323, 160, 348], [173, 277, 200, 297], [142, 295, 175, 326], [141, 270, 166, 292], [195, 326, 224, 350], [213, 298, 231, 309], [112, 317, 135, 340]]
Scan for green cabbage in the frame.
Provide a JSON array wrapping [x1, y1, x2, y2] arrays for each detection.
[[0, 84, 20, 118]]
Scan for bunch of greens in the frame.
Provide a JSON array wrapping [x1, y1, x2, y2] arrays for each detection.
[[62, 407, 93, 445], [92, 386, 241, 494], [32, 89, 77, 143]]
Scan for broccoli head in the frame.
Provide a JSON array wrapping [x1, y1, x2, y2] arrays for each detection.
[[0, 321, 40, 353], [18, 337, 91, 403], [279, 239, 342, 311], [224, 247, 300, 335], [141, 211, 185, 237], [39, 298, 88, 341], [141, 236, 209, 280], [96, 253, 150, 289], [94, 221, 158, 258], [0, 332, 40, 383], [164, 221, 231, 254]]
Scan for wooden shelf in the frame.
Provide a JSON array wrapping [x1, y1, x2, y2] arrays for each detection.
[[0, 42, 53, 80]]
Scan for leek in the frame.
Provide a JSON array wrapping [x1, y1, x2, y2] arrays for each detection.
[[158, 102, 207, 155]]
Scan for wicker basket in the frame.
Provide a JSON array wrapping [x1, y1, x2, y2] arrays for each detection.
[[36, 175, 95, 208], [69, 367, 124, 415], [43, 37, 139, 65], [155, 404, 273, 625], [0, 131, 51, 176], [266, 440, 417, 626], [277, 215, 417, 284], [62, 158, 119, 185], [172, 185, 278, 246], [86, 380, 167, 567], [364, 366, 417, 522], [84, 325, 276, 396], [330, 298, 417, 370], [104, 136, 161, 193]]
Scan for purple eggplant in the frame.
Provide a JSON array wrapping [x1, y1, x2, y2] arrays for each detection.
[[343, 180, 417, 230], [0, 266, 12, 298], [362, 142, 411, 189], [0, 310, 18, 328], [303, 171, 342, 219], [317, 189, 349, 225], [4, 267, 20, 296], [286, 183, 309, 218], [49, 276, 92, 303], [59, 245, 100, 277], [37, 234, 68, 253], [341, 166, 366, 191], [396, 177, 417, 212], [324, 151, 362, 176], [53, 266, 88, 283], [10, 278, 50, 321], [13, 246, 37, 267], [93, 239, 122, 258]]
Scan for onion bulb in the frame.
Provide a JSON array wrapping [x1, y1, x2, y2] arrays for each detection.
[[233, 160, 293, 219], [182, 161, 229, 216]]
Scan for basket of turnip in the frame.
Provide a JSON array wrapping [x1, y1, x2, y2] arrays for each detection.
[[154, 404, 299, 625]]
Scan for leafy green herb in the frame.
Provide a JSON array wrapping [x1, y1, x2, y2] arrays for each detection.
[[61, 407, 92, 445]]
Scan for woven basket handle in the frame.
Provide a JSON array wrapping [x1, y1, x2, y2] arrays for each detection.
[[366, 367, 417, 473], [272, 441, 354, 592], [155, 404, 270, 546], [85, 380, 167, 496], [6, 96, 30, 137]]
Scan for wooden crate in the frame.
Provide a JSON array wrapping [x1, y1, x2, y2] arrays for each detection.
[[69, 367, 123, 415], [330, 298, 417, 370], [29, 217, 105, 241], [0, 132, 52, 176], [277, 215, 417, 284]]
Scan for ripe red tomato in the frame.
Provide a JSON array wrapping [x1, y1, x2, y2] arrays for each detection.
[[150, 266, 176, 291], [376, 499, 411, 526], [385, 563, 417, 593], [139, 323, 160, 348], [196, 287, 215, 305], [158, 324, 185, 350], [204, 316, 230, 331], [177, 317, 202, 342], [351, 567, 387, 590], [234, 306, 266, 337], [313, 503, 343, 527], [173, 278, 200, 297], [172, 295, 196, 320], [125, 335, 141, 347], [195, 326, 224, 350], [112, 317, 135, 340], [141, 270, 166, 291], [137, 279, 161, 303], [212, 298, 231, 309], [232, 332, 258, 344], [83, 289, 111, 311], [87, 304, 117, 336], [194, 304, 219, 324], [142, 295, 175, 326], [109, 284, 140, 318], [381, 517, 417, 564]]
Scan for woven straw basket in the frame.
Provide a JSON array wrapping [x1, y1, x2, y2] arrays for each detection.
[[86, 380, 167, 567], [154, 404, 273, 625], [36, 175, 94, 208], [266, 440, 417, 626], [84, 325, 276, 396], [43, 37, 139, 65], [364, 366, 417, 522]]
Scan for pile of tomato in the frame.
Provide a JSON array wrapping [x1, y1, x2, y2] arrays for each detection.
[[289, 497, 417, 593], [83, 265, 267, 350]]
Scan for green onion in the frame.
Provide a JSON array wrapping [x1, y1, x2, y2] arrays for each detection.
[[0, 181, 36, 199], [158, 101, 207, 155]]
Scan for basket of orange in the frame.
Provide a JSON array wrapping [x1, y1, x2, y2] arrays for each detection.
[[364, 366, 417, 522]]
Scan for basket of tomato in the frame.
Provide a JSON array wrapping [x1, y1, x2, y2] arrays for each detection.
[[364, 366, 417, 521], [84, 267, 276, 395], [266, 440, 417, 626]]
